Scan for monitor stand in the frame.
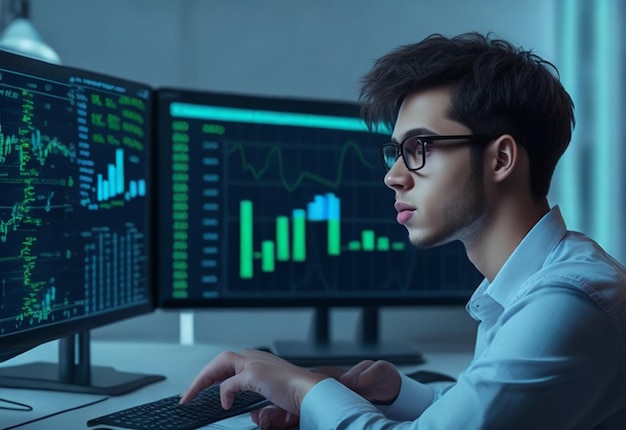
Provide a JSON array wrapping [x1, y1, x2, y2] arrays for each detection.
[[273, 306, 424, 367], [0, 331, 165, 395]]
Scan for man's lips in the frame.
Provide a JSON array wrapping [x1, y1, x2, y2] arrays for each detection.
[[394, 202, 416, 224]]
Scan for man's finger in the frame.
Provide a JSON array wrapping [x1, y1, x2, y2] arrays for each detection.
[[179, 350, 242, 404], [338, 360, 375, 389], [252, 405, 298, 430]]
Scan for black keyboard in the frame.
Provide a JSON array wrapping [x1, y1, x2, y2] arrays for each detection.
[[87, 385, 269, 430]]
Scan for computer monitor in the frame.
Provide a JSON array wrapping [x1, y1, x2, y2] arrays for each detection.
[[0, 50, 163, 394], [155, 88, 483, 365]]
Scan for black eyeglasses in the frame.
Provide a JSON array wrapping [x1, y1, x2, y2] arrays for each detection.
[[379, 134, 495, 172]]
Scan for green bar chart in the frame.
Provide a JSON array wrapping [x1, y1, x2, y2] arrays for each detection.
[[238, 194, 406, 279], [159, 97, 482, 303]]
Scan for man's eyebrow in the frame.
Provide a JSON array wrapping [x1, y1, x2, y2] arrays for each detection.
[[390, 127, 438, 144]]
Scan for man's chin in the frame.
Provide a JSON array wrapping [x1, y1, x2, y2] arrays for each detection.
[[408, 235, 436, 249], [408, 230, 452, 249]]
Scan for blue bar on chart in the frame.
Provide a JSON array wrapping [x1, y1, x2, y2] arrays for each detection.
[[306, 193, 341, 256], [97, 148, 125, 201], [115, 148, 124, 195], [307, 192, 340, 221], [128, 179, 146, 198]]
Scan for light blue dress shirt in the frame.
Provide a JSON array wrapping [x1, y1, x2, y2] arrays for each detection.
[[300, 206, 626, 429]]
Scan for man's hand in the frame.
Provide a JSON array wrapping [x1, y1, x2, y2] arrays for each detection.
[[250, 404, 300, 430], [244, 359, 402, 428], [338, 360, 402, 404], [179, 349, 328, 416]]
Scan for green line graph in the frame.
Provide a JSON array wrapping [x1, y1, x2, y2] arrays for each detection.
[[226, 140, 377, 193]]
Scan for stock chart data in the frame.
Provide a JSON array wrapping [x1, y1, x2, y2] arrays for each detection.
[[0, 61, 151, 336], [157, 92, 482, 305]]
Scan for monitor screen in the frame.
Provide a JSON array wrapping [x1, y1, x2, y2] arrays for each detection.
[[155, 88, 483, 364], [0, 50, 162, 393]]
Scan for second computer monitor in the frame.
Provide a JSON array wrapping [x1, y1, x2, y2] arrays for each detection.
[[155, 88, 483, 365], [155, 89, 482, 308]]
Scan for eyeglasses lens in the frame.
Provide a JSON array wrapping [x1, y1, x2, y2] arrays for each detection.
[[381, 145, 399, 170], [403, 137, 422, 171]]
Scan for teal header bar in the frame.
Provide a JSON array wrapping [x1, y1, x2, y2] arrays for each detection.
[[170, 102, 388, 133]]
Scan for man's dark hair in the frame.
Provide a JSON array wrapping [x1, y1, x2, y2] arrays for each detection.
[[359, 32, 575, 199]]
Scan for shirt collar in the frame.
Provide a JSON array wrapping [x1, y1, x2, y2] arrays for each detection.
[[484, 205, 568, 308], [467, 206, 568, 321]]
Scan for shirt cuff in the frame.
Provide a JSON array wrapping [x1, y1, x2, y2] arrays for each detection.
[[300, 378, 382, 429], [300, 373, 437, 428], [376, 373, 436, 421]]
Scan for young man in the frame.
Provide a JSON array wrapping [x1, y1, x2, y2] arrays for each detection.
[[180, 33, 626, 429]]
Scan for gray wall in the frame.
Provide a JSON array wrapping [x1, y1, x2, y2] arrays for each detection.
[[31, 0, 555, 101], [22, 0, 556, 349]]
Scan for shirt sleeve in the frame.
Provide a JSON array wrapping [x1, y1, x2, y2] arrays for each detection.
[[375, 373, 437, 421], [299, 283, 621, 429], [299, 378, 385, 429]]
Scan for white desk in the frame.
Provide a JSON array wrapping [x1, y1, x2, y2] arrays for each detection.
[[0, 340, 473, 429]]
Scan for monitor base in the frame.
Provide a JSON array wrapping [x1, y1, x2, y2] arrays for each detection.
[[0, 362, 165, 396], [273, 340, 424, 367]]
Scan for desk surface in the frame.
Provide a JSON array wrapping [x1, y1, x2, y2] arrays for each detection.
[[0, 340, 473, 429]]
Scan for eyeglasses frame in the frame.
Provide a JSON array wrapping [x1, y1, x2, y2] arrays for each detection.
[[379, 134, 496, 172]]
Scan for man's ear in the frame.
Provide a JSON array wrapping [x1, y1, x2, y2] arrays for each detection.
[[488, 134, 519, 183]]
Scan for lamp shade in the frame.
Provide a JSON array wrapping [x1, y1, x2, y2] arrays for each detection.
[[0, 17, 60, 64]]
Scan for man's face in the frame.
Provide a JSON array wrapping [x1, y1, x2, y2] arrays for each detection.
[[384, 87, 488, 248]]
